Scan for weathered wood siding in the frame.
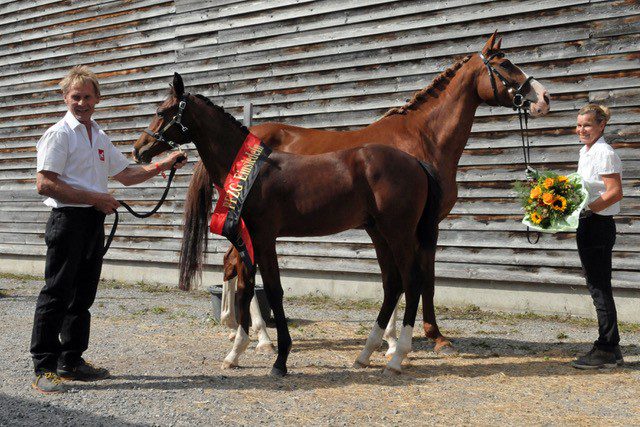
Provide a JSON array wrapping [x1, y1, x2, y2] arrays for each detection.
[[1, 0, 638, 289]]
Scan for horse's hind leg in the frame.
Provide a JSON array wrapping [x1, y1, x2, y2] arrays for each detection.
[[354, 228, 402, 368], [221, 271, 253, 369], [421, 252, 456, 355], [383, 302, 399, 358], [221, 277, 239, 340], [250, 295, 275, 354]]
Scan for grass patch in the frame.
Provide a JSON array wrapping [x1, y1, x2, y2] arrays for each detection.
[[131, 306, 169, 316], [0, 272, 41, 281], [0, 289, 10, 297], [99, 278, 209, 298]]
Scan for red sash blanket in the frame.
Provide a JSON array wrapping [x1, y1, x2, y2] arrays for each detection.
[[209, 133, 272, 272]]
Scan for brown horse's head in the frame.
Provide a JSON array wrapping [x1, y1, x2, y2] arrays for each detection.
[[475, 32, 549, 117], [133, 73, 191, 164]]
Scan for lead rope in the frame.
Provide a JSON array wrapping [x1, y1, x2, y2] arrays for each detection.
[[102, 160, 182, 256], [515, 106, 540, 244]]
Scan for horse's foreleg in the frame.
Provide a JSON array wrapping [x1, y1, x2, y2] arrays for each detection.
[[221, 273, 253, 369], [256, 242, 291, 377], [250, 295, 275, 354]]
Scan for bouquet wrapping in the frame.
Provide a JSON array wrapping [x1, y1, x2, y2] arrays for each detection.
[[514, 170, 589, 233]]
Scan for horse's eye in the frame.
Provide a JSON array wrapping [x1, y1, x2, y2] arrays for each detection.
[[499, 60, 515, 71]]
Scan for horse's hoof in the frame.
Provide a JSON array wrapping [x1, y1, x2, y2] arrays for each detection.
[[221, 361, 238, 370], [353, 359, 369, 369], [434, 342, 458, 356], [382, 366, 401, 376], [270, 366, 287, 377], [256, 342, 276, 354]]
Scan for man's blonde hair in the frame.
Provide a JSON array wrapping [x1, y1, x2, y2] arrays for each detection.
[[59, 65, 100, 97], [578, 104, 611, 124]]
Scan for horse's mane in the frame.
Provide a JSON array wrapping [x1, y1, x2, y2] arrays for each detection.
[[382, 55, 472, 118], [193, 93, 250, 136]]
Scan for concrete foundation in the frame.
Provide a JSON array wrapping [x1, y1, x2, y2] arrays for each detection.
[[2, 255, 639, 323]]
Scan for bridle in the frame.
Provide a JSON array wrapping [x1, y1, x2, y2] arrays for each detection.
[[143, 93, 192, 150], [479, 52, 533, 109], [480, 51, 540, 244]]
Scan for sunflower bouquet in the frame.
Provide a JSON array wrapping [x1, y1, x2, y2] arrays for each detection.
[[514, 170, 589, 233]]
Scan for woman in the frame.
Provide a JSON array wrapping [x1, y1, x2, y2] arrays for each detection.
[[572, 104, 624, 369]]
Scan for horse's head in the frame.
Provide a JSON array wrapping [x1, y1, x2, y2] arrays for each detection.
[[133, 73, 191, 164], [475, 32, 549, 117]]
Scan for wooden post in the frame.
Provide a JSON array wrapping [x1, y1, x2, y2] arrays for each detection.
[[243, 102, 253, 127]]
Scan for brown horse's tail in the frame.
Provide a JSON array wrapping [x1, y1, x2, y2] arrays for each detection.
[[179, 161, 214, 291], [416, 160, 442, 250]]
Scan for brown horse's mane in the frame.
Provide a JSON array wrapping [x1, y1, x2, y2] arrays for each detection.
[[381, 55, 472, 118], [193, 93, 250, 136]]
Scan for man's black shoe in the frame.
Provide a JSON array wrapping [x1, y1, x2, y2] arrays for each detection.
[[571, 347, 617, 370], [613, 345, 624, 366], [57, 359, 110, 381]]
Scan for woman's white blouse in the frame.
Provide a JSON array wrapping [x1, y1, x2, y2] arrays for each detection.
[[577, 137, 622, 216]]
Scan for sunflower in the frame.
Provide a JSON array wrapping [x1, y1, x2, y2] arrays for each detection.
[[543, 177, 555, 189], [530, 212, 542, 224], [542, 192, 555, 205], [557, 175, 568, 183], [552, 195, 567, 212], [530, 186, 542, 199]]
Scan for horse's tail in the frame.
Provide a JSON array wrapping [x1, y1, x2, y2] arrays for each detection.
[[179, 161, 214, 291], [416, 160, 442, 250]]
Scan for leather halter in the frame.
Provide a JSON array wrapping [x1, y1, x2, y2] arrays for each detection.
[[479, 52, 534, 108], [143, 93, 192, 149]]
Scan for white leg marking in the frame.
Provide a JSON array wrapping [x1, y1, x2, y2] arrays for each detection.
[[222, 326, 250, 369], [220, 277, 239, 330], [384, 325, 413, 375], [354, 324, 384, 368], [384, 302, 399, 357], [250, 296, 275, 353]]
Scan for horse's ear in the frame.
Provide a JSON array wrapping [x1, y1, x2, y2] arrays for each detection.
[[494, 37, 502, 51], [172, 72, 185, 98], [482, 30, 498, 54]]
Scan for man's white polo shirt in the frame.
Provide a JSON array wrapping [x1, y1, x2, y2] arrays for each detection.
[[36, 111, 130, 208], [577, 136, 623, 216]]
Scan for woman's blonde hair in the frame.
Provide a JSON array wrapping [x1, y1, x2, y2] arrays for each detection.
[[578, 104, 611, 124], [59, 65, 100, 97]]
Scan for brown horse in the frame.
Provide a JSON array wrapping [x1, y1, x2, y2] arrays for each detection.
[[180, 33, 550, 353], [134, 73, 441, 376]]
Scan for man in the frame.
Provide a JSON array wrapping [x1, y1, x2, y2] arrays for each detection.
[[31, 66, 187, 393]]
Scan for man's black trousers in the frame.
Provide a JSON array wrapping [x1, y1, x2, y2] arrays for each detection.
[[576, 213, 619, 351], [31, 207, 106, 374]]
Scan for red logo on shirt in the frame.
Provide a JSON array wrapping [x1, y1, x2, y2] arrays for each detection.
[[98, 149, 105, 161]]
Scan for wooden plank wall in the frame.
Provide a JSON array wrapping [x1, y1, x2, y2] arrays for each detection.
[[0, 0, 638, 289]]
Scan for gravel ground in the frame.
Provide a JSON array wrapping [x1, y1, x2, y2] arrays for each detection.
[[1, 275, 639, 426]]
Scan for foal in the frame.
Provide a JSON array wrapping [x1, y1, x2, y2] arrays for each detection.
[[133, 73, 441, 376]]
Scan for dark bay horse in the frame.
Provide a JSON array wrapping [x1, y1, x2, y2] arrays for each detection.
[[133, 73, 441, 376], [181, 33, 550, 354]]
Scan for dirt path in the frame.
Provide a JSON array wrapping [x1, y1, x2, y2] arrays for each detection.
[[1, 276, 639, 426]]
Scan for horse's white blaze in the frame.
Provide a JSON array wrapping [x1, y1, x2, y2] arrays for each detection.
[[518, 69, 549, 117], [250, 295, 274, 351], [220, 278, 238, 330], [383, 304, 398, 357], [385, 325, 413, 373], [355, 324, 384, 367], [223, 326, 249, 367]]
